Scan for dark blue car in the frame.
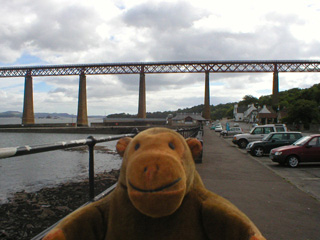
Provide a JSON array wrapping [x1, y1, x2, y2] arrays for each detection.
[[246, 132, 303, 157]]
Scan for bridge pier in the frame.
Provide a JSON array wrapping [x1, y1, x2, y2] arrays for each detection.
[[22, 74, 35, 125], [77, 72, 88, 126], [272, 65, 279, 108], [203, 71, 211, 120], [137, 68, 146, 118]]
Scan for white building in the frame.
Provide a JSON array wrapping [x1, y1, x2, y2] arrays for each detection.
[[234, 104, 258, 123]]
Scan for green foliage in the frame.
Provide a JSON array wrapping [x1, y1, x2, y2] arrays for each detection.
[[239, 95, 258, 107], [210, 103, 235, 120], [283, 99, 320, 128], [278, 88, 301, 108], [271, 83, 320, 127], [106, 113, 137, 118], [146, 111, 175, 118], [107, 105, 207, 119], [258, 95, 272, 107]]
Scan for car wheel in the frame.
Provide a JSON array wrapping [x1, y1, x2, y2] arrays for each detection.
[[238, 139, 248, 149], [287, 155, 299, 168], [253, 146, 264, 157]]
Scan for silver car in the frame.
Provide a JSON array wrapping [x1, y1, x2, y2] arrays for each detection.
[[220, 127, 243, 136], [215, 124, 223, 132]]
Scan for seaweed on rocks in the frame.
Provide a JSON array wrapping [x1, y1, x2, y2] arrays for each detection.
[[0, 169, 119, 240]]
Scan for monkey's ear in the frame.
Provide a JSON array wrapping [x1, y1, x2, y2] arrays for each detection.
[[186, 138, 203, 158], [116, 137, 132, 157]]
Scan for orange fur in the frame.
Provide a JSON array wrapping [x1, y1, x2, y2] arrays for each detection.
[[43, 229, 66, 240], [44, 127, 266, 240]]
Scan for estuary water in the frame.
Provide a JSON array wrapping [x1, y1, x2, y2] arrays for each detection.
[[0, 117, 122, 203]]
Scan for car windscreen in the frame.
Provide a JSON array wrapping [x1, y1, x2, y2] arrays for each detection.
[[262, 134, 271, 141], [276, 127, 285, 132], [293, 136, 311, 146], [251, 127, 263, 134]]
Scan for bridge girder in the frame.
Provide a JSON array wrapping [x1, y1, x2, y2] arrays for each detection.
[[0, 60, 319, 77]]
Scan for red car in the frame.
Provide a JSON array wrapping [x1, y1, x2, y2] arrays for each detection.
[[269, 134, 320, 168]]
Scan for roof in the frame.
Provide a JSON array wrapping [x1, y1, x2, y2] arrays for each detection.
[[268, 131, 302, 134], [172, 113, 206, 121], [236, 107, 247, 113]]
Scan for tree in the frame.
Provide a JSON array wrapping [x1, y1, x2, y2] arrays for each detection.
[[239, 95, 258, 107], [258, 95, 272, 107], [284, 99, 320, 129], [210, 103, 235, 120]]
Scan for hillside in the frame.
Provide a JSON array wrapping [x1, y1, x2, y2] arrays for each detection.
[[238, 83, 320, 128]]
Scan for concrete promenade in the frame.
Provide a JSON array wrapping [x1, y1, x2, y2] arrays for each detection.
[[197, 127, 320, 240]]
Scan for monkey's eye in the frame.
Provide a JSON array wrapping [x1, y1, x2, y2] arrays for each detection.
[[168, 142, 175, 150], [135, 143, 140, 150]]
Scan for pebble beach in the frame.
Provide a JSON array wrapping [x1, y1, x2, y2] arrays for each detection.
[[0, 169, 119, 240]]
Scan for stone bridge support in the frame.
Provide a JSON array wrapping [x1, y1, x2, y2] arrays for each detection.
[[77, 72, 88, 126], [137, 68, 146, 118], [272, 65, 279, 108], [22, 74, 35, 125], [203, 71, 211, 120]]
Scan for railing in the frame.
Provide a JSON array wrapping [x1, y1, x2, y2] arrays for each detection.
[[176, 126, 202, 138], [0, 126, 201, 240]]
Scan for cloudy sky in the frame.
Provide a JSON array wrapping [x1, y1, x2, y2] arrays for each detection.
[[0, 0, 320, 116]]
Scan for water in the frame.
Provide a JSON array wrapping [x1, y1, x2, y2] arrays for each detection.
[[0, 117, 102, 125], [0, 117, 123, 203]]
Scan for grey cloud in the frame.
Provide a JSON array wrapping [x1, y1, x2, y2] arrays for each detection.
[[0, 0, 101, 63], [119, 4, 319, 62], [117, 71, 205, 92], [122, 1, 208, 31], [27, 5, 101, 52], [146, 22, 317, 63], [305, 41, 320, 58], [84, 76, 139, 99], [44, 76, 79, 86], [49, 87, 69, 94]]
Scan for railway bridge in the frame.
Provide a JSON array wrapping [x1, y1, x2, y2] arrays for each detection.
[[1, 60, 319, 126]]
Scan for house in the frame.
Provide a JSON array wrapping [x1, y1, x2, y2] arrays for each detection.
[[233, 104, 247, 121], [234, 104, 257, 123], [243, 104, 258, 123], [234, 104, 283, 124], [171, 113, 206, 126], [257, 105, 278, 124]]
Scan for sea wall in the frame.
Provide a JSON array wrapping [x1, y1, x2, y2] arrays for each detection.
[[0, 126, 143, 134], [0, 125, 184, 134]]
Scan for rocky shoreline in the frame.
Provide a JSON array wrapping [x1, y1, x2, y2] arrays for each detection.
[[0, 169, 119, 240]]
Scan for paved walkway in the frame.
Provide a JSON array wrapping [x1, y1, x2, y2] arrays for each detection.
[[196, 127, 320, 240]]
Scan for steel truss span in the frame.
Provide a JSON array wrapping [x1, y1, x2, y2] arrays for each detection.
[[0, 60, 319, 77]]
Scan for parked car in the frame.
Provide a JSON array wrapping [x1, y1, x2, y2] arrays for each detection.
[[233, 124, 288, 149], [270, 134, 320, 167], [215, 124, 223, 132], [220, 127, 243, 137], [210, 124, 216, 130], [233, 123, 240, 127], [246, 132, 303, 157]]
